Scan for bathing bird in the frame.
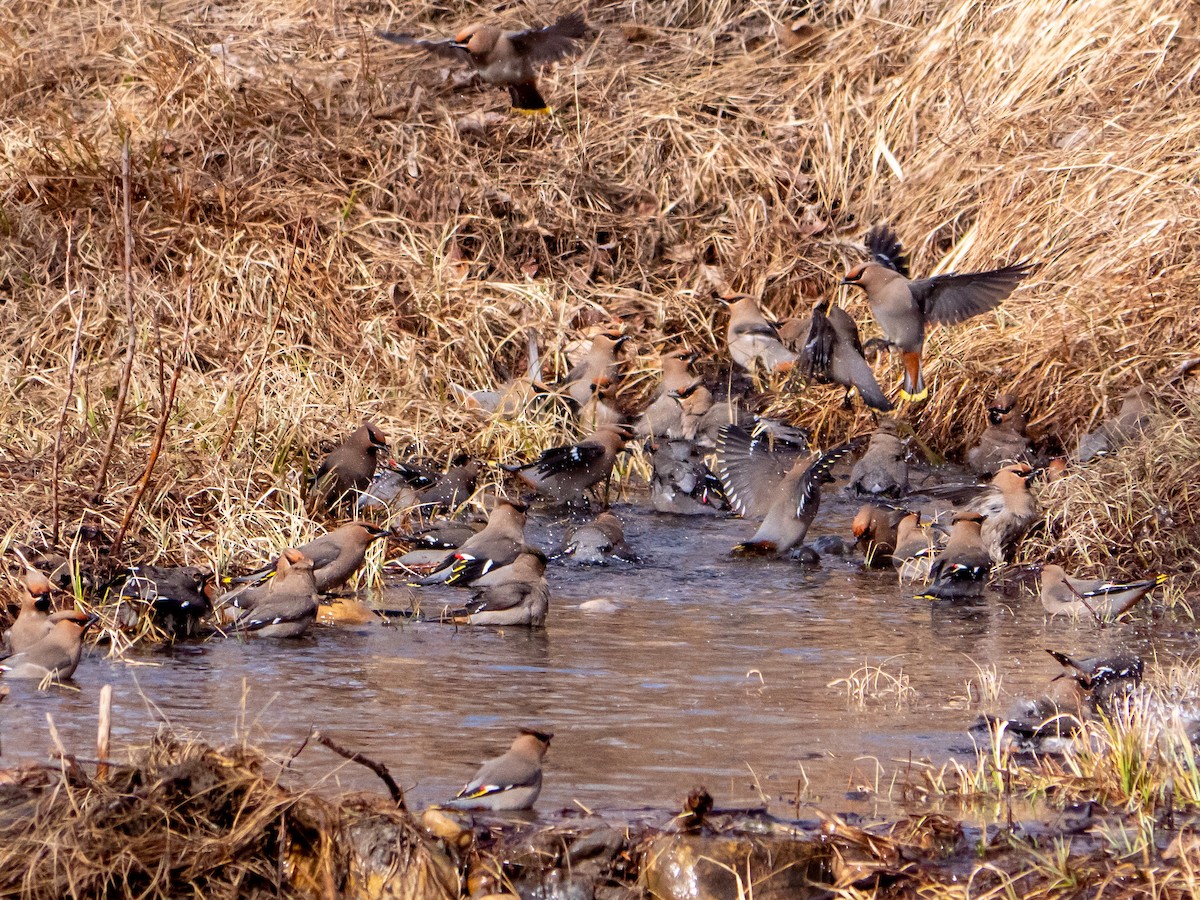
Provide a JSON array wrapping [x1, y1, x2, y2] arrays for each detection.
[[446, 728, 553, 810], [504, 424, 631, 506], [378, 11, 587, 114], [415, 501, 529, 586], [1, 610, 96, 681], [848, 418, 908, 497], [232, 549, 319, 639], [1040, 564, 1166, 620], [916, 512, 991, 599], [842, 224, 1033, 402], [717, 424, 854, 556], [445, 551, 550, 627], [563, 511, 634, 564], [4, 568, 55, 655]]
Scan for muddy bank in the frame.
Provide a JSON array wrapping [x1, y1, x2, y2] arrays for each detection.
[[2, 732, 1198, 899]]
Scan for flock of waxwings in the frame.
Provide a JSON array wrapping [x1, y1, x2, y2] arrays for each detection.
[[0, 10, 1181, 811]]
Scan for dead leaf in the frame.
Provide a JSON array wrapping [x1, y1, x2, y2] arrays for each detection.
[[776, 20, 827, 53]]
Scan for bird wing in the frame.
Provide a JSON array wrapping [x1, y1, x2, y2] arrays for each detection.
[[300, 542, 343, 571], [864, 224, 910, 277], [533, 441, 605, 476], [792, 444, 854, 518], [375, 31, 468, 60], [462, 582, 532, 615], [456, 755, 540, 799], [832, 343, 894, 411], [235, 601, 313, 631], [910, 262, 1034, 325], [716, 425, 804, 518], [508, 11, 586, 63]]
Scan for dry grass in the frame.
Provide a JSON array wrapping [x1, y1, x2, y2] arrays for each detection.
[[0, 0, 1197, 592], [829, 658, 917, 709]]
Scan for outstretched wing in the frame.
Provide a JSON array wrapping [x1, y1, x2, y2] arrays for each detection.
[[911, 262, 1034, 325], [376, 31, 468, 60], [864, 224, 910, 277], [509, 11, 587, 63], [716, 424, 804, 518], [793, 444, 854, 518]]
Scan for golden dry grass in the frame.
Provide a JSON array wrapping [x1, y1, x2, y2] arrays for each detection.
[[0, 0, 1197, 580]]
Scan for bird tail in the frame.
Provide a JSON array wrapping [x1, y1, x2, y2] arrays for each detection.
[[1154, 574, 1169, 586], [509, 82, 550, 114], [899, 352, 927, 402]]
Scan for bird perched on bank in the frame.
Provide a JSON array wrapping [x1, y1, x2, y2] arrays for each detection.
[[233, 523, 391, 597], [892, 512, 943, 583], [916, 512, 991, 600], [0, 610, 96, 681], [779, 299, 893, 411], [504, 424, 631, 506], [635, 349, 702, 439], [848, 418, 908, 497], [561, 333, 628, 407], [721, 295, 797, 375], [308, 423, 390, 514], [415, 501, 528, 586], [113, 565, 212, 638], [446, 728, 553, 810], [966, 392, 1032, 474], [1040, 564, 1167, 621], [842, 225, 1033, 402], [717, 424, 854, 557], [233, 549, 319, 639], [974, 463, 1040, 563], [648, 437, 728, 516], [4, 569, 55, 655], [1075, 384, 1156, 462], [444, 550, 550, 627], [577, 377, 627, 431], [851, 504, 909, 567], [378, 11, 586, 115], [563, 511, 634, 564]]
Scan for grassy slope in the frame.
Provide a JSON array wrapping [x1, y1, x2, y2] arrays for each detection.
[[0, 0, 1197, 574]]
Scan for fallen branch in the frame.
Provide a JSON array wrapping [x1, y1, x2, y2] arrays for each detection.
[[312, 729, 405, 809]]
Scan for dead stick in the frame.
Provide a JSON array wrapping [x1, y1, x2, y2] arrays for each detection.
[[92, 131, 138, 502], [218, 221, 305, 457], [96, 684, 112, 781], [52, 217, 85, 546], [312, 729, 405, 808], [110, 282, 193, 556]]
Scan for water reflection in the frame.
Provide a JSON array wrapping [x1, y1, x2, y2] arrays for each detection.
[[0, 494, 1193, 817]]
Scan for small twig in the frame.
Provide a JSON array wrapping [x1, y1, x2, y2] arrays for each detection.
[[52, 217, 85, 546], [312, 728, 405, 809], [96, 683, 113, 781], [92, 130, 138, 502], [218, 221, 306, 457], [110, 282, 193, 556]]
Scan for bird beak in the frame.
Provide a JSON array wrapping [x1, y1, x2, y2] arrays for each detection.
[[839, 277, 853, 285], [449, 39, 469, 50], [1025, 468, 1044, 484], [84, 613, 101, 631]]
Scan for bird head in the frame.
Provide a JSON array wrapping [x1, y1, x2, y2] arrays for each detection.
[[841, 263, 894, 291], [450, 23, 501, 55], [986, 393, 1019, 426]]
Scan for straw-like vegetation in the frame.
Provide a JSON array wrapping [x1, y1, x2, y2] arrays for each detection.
[[1, 0, 1197, 580]]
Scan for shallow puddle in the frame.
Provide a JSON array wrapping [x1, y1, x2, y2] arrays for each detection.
[[1, 491, 1194, 818]]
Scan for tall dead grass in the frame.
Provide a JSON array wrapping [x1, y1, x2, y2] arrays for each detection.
[[0, 0, 1197, 573]]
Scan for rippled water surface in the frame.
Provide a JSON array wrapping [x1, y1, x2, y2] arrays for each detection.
[[2, 493, 1193, 816]]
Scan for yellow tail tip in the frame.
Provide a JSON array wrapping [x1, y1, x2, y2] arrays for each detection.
[[899, 386, 929, 403], [914, 593, 936, 601], [1155, 574, 1169, 586], [512, 106, 551, 116]]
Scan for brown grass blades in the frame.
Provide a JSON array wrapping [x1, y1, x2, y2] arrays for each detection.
[[0, 0, 1197, 579]]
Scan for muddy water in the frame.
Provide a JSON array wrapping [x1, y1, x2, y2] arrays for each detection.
[[1, 493, 1193, 818]]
